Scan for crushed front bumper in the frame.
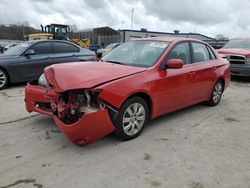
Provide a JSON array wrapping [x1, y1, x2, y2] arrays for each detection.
[[54, 110, 115, 145], [25, 83, 53, 116], [25, 83, 116, 146]]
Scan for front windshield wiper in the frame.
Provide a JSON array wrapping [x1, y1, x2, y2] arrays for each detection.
[[104, 60, 125, 65]]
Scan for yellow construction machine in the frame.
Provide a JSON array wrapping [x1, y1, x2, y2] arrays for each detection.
[[27, 24, 91, 48]]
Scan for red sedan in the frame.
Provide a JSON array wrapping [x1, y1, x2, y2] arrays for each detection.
[[25, 37, 230, 145]]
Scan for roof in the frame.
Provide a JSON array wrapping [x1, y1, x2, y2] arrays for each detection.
[[26, 39, 78, 46], [28, 33, 53, 37], [119, 29, 215, 40], [230, 38, 250, 40], [132, 36, 204, 43], [93, 27, 119, 35], [75, 26, 119, 35], [49, 24, 70, 27]]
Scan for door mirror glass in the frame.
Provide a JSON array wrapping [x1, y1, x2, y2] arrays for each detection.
[[24, 49, 35, 56], [166, 59, 184, 69], [97, 51, 102, 59]]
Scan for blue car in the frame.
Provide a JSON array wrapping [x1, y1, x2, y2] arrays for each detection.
[[0, 40, 97, 89]]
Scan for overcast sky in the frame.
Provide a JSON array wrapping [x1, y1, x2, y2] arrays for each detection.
[[0, 0, 249, 38]]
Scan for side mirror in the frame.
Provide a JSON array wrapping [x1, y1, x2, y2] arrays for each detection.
[[97, 52, 102, 59], [24, 49, 35, 56], [166, 59, 184, 69]]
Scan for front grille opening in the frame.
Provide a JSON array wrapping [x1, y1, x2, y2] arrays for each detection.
[[229, 55, 246, 65]]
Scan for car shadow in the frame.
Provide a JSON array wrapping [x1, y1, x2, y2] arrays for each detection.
[[30, 102, 208, 151], [231, 75, 250, 83], [21, 100, 220, 159], [145, 103, 207, 131], [5, 82, 27, 89], [31, 114, 119, 149]]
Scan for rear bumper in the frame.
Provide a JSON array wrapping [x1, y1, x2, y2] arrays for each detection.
[[230, 64, 250, 77], [25, 83, 116, 145]]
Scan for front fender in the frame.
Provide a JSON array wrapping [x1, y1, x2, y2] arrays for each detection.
[[96, 70, 154, 111]]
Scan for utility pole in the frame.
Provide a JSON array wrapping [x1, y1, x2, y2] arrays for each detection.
[[131, 8, 134, 30], [22, 24, 25, 41]]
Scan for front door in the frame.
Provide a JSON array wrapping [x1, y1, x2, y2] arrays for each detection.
[[17, 41, 53, 82], [153, 42, 196, 115]]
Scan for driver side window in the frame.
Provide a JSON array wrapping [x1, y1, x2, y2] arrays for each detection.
[[29, 42, 52, 55], [166, 42, 191, 64]]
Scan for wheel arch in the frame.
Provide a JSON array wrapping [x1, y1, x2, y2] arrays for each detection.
[[0, 66, 11, 84], [123, 92, 153, 120], [217, 77, 225, 91]]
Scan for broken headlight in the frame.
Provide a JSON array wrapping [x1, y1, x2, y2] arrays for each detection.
[[57, 89, 103, 124], [38, 73, 50, 88]]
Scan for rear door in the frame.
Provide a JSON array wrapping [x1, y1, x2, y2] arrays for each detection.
[[51, 41, 79, 64], [17, 41, 54, 81], [187, 42, 218, 102]]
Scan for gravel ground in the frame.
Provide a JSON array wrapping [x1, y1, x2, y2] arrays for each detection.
[[0, 78, 249, 188]]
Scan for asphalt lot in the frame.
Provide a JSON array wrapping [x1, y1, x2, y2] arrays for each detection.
[[0, 78, 250, 188]]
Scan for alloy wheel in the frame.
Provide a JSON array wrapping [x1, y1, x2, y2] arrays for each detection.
[[212, 82, 223, 104], [0, 70, 7, 89], [122, 103, 146, 136]]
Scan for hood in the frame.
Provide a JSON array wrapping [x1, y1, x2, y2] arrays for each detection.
[[217, 48, 250, 58], [45, 61, 146, 92]]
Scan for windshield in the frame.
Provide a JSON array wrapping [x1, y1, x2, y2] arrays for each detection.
[[4, 42, 32, 55], [105, 43, 118, 49], [102, 41, 169, 67], [223, 39, 250, 49]]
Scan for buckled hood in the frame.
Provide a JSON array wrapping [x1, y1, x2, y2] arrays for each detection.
[[44, 62, 146, 92]]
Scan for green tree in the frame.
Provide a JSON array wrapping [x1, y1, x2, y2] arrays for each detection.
[[215, 34, 229, 40]]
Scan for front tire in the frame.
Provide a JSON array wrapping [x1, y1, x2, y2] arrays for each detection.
[[114, 97, 149, 140], [206, 79, 224, 106], [0, 68, 8, 90]]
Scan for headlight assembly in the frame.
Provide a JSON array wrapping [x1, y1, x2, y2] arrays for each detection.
[[38, 73, 50, 88]]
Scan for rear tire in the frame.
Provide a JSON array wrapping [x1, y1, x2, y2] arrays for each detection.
[[206, 79, 224, 106], [114, 97, 149, 140], [0, 68, 8, 90]]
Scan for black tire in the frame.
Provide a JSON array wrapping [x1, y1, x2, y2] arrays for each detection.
[[114, 96, 149, 140], [206, 79, 224, 106], [0, 68, 9, 90]]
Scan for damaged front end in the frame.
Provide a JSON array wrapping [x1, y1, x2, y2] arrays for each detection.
[[25, 80, 116, 145], [55, 89, 103, 124], [52, 89, 116, 145]]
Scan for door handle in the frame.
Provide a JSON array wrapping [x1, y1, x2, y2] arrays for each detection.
[[211, 66, 217, 70], [188, 71, 196, 76]]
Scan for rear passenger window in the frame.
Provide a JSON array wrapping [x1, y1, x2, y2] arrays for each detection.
[[206, 46, 216, 60], [30, 42, 51, 54], [166, 43, 191, 64], [54, 42, 79, 53], [192, 43, 210, 63], [69, 44, 79, 53]]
